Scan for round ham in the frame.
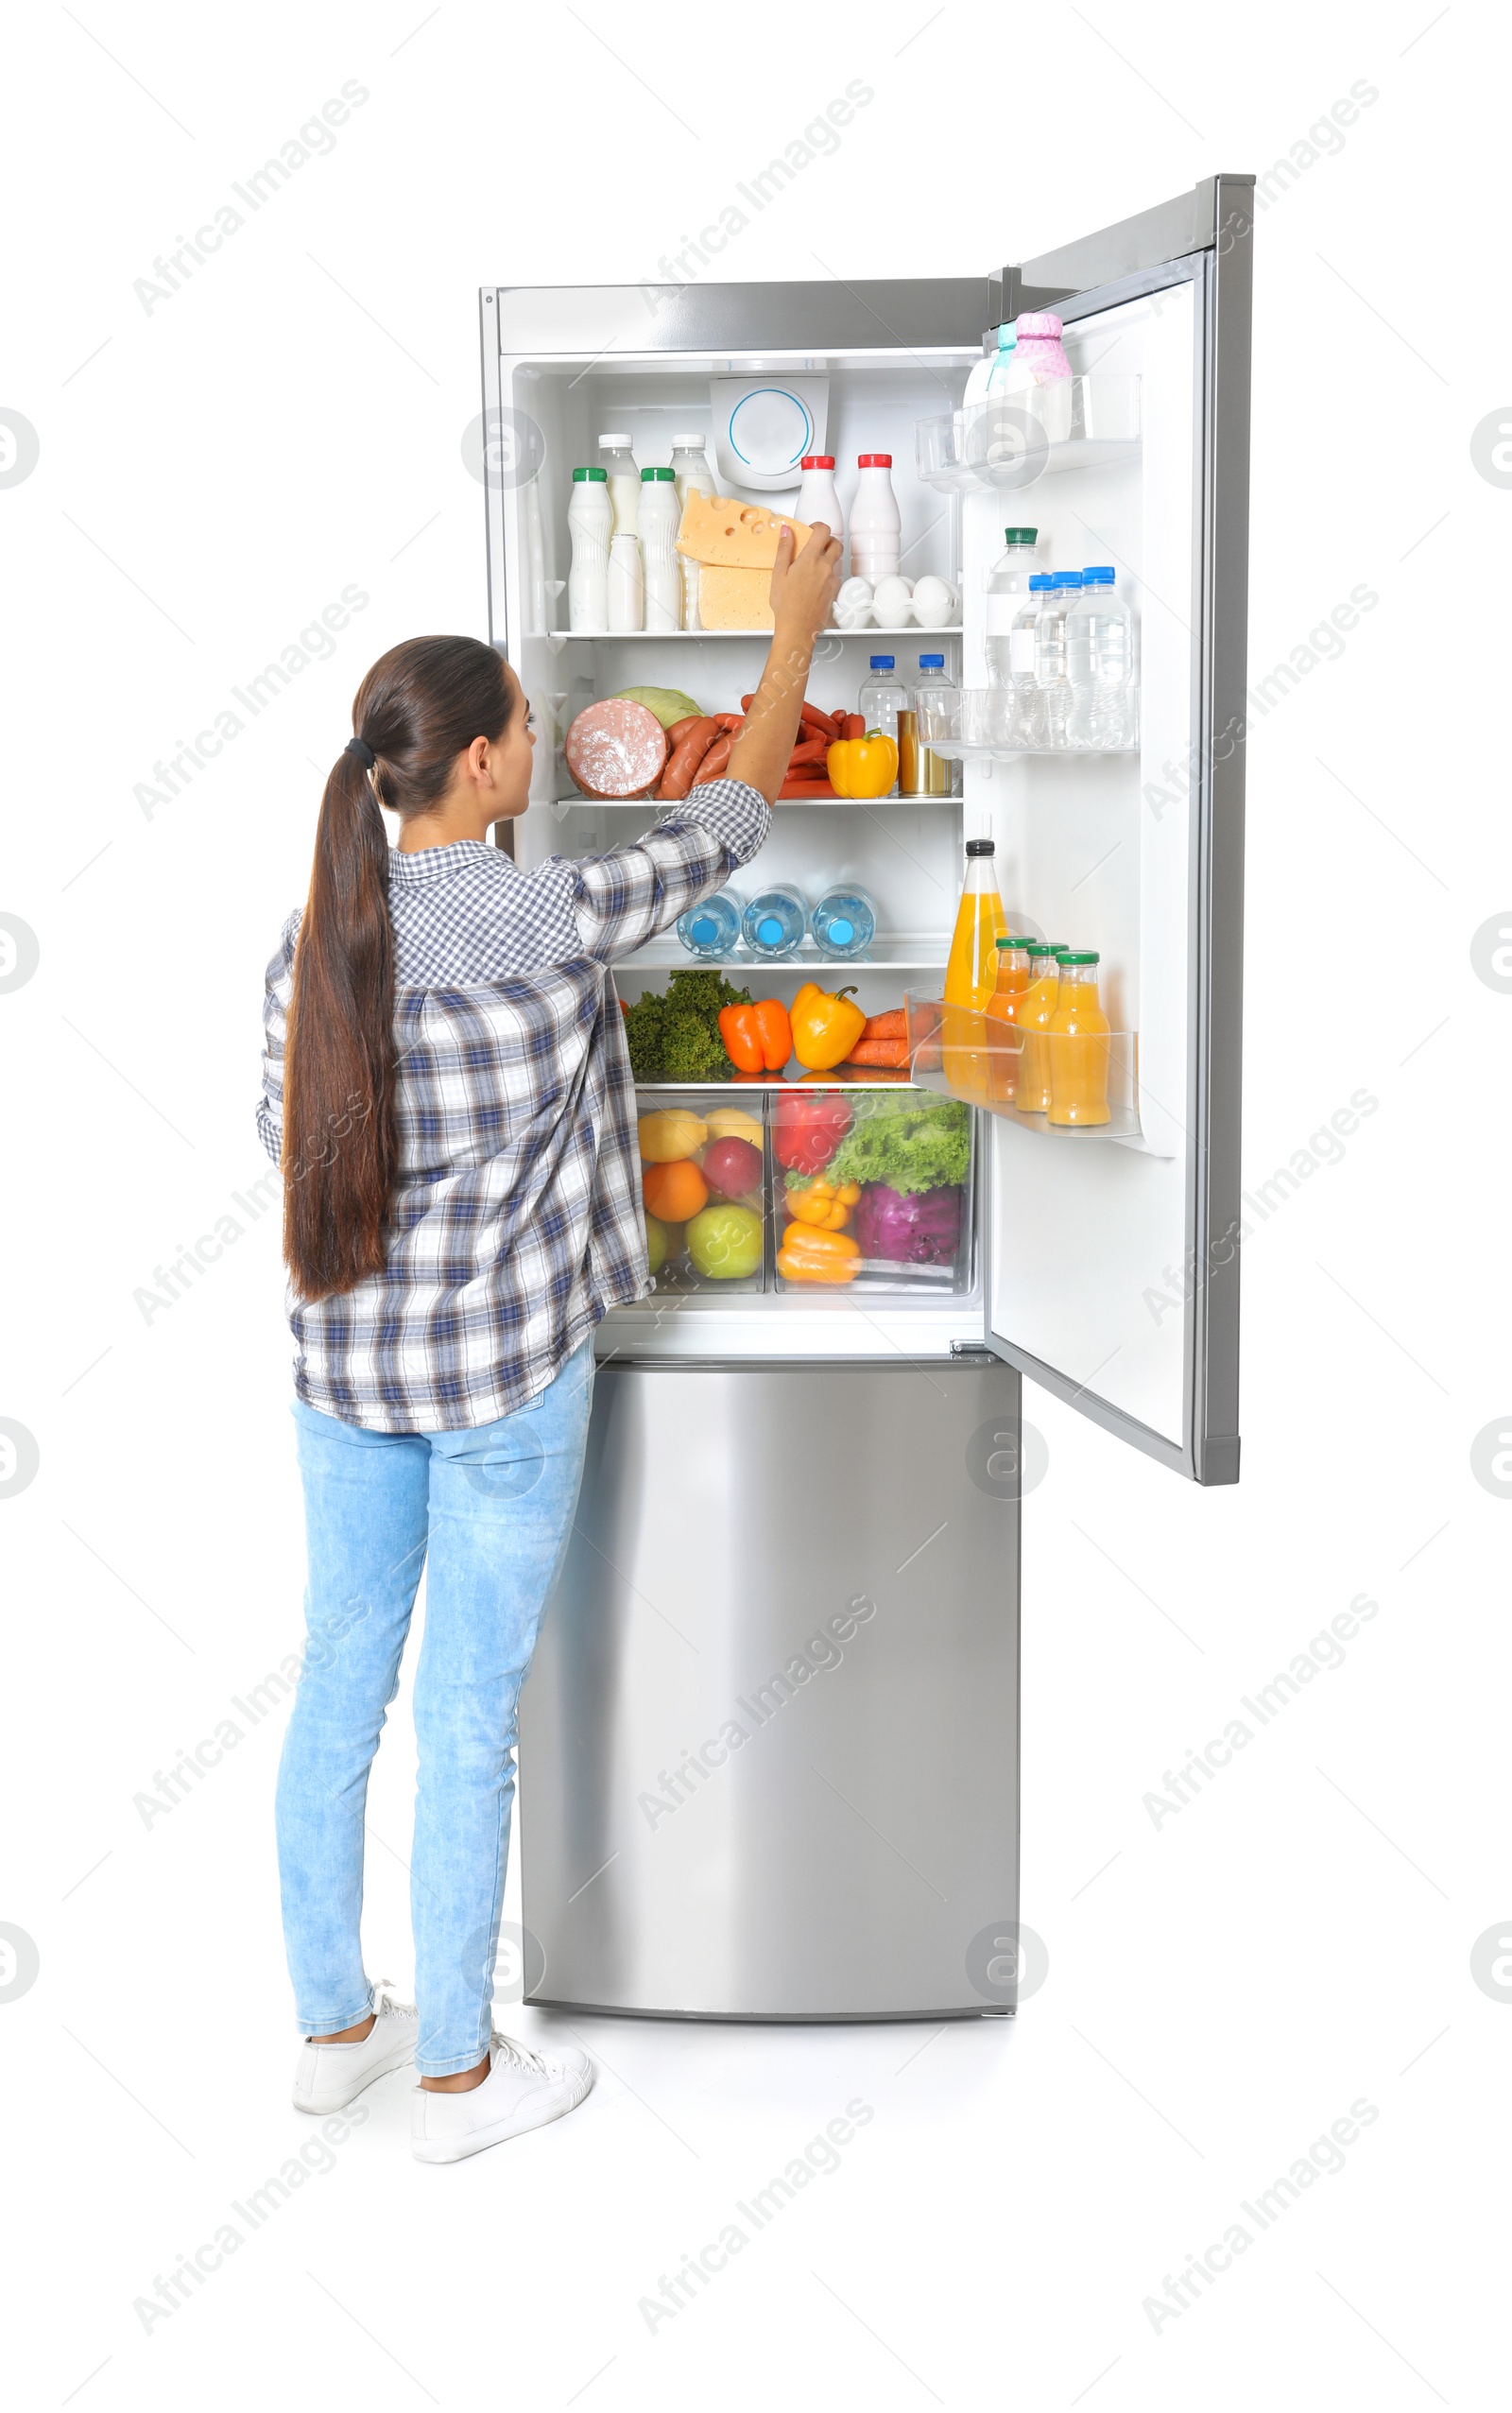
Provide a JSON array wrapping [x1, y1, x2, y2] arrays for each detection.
[[564, 698, 668, 798]]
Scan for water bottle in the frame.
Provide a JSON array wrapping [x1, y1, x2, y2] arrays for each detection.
[[1066, 565, 1136, 749], [677, 887, 744, 961], [912, 655, 961, 797], [984, 528, 1040, 688], [742, 885, 808, 962], [1008, 575, 1052, 747], [1034, 571, 1081, 750], [857, 654, 909, 742], [810, 884, 877, 960]]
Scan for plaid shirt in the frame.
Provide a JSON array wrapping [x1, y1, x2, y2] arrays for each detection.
[[257, 780, 770, 1431]]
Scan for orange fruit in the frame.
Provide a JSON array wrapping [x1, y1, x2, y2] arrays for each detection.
[[643, 1158, 709, 1221]]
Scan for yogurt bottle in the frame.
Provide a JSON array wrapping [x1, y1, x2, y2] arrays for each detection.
[[639, 467, 682, 632], [796, 454, 845, 573], [850, 454, 902, 580], [606, 532, 644, 632], [566, 466, 612, 631], [597, 432, 641, 537], [670, 433, 715, 628]]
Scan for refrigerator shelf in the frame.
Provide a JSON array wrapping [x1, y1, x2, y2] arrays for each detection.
[[547, 793, 961, 809], [546, 626, 960, 642], [916, 687, 1138, 760], [915, 376, 1142, 495], [623, 936, 950, 972], [903, 994, 1143, 1139]]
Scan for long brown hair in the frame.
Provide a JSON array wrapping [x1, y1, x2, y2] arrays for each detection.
[[283, 635, 513, 1300]]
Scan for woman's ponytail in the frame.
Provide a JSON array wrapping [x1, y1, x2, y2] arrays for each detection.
[[283, 745, 396, 1299], [280, 634, 513, 1301]]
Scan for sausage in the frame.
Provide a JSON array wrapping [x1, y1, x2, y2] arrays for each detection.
[[665, 715, 704, 748], [690, 733, 734, 784], [712, 712, 746, 731], [658, 715, 721, 800], [564, 698, 668, 798], [799, 701, 840, 739], [787, 736, 829, 769], [843, 713, 866, 740]]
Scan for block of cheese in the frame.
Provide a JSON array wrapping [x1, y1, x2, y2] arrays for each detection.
[[676, 491, 812, 568], [695, 565, 777, 630]]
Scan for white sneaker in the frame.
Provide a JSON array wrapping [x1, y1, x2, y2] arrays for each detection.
[[411, 2031, 593, 2164], [292, 1987, 419, 2114]]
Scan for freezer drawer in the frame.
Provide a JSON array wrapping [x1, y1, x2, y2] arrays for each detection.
[[519, 1359, 1021, 2019]]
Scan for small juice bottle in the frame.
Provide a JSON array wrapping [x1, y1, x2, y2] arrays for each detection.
[[984, 937, 1033, 1101], [1047, 950, 1111, 1126], [942, 838, 1008, 1093], [1013, 944, 1062, 1112]]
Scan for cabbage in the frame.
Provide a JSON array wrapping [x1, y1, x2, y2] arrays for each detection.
[[851, 1181, 962, 1266], [612, 685, 702, 730]]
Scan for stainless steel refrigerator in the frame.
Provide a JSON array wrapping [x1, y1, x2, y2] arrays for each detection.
[[477, 175, 1251, 2021]]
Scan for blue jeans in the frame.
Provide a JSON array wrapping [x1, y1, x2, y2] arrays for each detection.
[[276, 1340, 593, 2076]]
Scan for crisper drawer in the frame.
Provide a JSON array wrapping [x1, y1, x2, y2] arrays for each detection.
[[629, 1082, 976, 1300]]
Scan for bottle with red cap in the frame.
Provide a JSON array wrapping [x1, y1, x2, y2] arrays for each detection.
[[850, 453, 901, 580], [795, 454, 845, 573]]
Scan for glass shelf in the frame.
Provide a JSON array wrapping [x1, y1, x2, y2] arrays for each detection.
[[544, 625, 960, 644], [546, 793, 962, 810], [916, 377, 1142, 495], [902, 994, 1142, 1139], [624, 935, 949, 973]]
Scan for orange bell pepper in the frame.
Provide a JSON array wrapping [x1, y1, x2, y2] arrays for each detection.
[[785, 1177, 861, 1231], [825, 730, 899, 800], [790, 982, 868, 1072], [719, 996, 793, 1074], [776, 1224, 861, 1284]]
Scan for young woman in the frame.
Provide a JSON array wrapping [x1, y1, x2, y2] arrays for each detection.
[[258, 523, 844, 2164]]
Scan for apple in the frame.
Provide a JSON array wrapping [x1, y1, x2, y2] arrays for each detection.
[[644, 1212, 669, 1275], [685, 1203, 763, 1281], [700, 1134, 763, 1200]]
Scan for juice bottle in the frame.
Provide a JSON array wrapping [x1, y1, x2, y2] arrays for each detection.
[[1046, 950, 1111, 1126], [984, 937, 1033, 1102], [942, 839, 1008, 1092], [1013, 944, 1062, 1113]]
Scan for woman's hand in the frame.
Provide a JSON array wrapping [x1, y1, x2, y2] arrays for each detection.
[[769, 521, 844, 644], [726, 526, 846, 804]]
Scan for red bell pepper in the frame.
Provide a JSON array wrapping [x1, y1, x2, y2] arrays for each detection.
[[774, 1088, 853, 1174]]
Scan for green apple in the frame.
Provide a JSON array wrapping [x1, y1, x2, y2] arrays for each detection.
[[686, 1202, 763, 1281], [644, 1212, 669, 1276]]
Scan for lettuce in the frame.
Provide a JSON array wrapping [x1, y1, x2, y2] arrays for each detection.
[[822, 1096, 971, 1197]]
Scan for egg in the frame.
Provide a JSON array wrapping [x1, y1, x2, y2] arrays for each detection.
[[870, 575, 915, 626], [911, 575, 960, 628], [833, 576, 874, 629]]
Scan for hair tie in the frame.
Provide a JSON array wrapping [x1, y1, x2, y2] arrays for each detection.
[[345, 736, 376, 768]]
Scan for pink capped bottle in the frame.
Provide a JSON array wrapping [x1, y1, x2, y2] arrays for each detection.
[[1002, 312, 1074, 443]]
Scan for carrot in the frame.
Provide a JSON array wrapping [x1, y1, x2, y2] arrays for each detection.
[[861, 1008, 907, 1041], [845, 1037, 910, 1067]]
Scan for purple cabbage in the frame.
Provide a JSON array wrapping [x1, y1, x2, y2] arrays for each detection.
[[851, 1181, 962, 1267]]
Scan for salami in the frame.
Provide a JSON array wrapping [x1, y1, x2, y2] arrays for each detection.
[[564, 698, 668, 798]]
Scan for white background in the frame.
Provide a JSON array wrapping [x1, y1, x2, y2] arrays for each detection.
[[2, 4, 1506, 2407]]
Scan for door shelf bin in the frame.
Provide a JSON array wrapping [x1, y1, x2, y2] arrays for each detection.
[[773, 1087, 974, 1295], [903, 996, 1142, 1140], [915, 376, 1142, 494], [917, 687, 1139, 762], [635, 1090, 769, 1295]]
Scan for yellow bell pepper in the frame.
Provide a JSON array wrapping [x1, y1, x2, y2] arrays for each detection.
[[785, 1178, 861, 1231], [777, 1223, 861, 1284], [826, 730, 899, 800], [790, 982, 868, 1071]]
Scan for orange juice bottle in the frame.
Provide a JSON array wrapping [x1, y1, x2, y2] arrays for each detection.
[[942, 839, 1008, 1092], [1013, 944, 1062, 1112], [984, 937, 1033, 1102], [1047, 951, 1111, 1125]]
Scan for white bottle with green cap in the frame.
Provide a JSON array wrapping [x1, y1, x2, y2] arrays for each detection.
[[567, 466, 612, 631], [639, 466, 682, 632]]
